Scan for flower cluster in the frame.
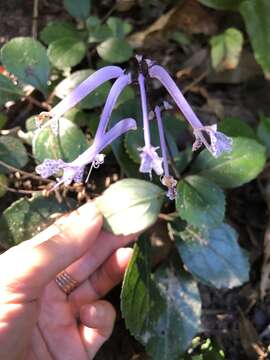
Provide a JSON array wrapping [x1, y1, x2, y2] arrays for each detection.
[[35, 57, 233, 199]]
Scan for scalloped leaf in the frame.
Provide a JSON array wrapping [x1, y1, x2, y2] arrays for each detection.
[[0, 74, 23, 107], [0, 136, 28, 174], [192, 137, 266, 188], [96, 179, 164, 235], [176, 176, 225, 228], [1, 37, 50, 94], [63, 0, 91, 19], [172, 223, 250, 288], [121, 236, 201, 359], [0, 195, 74, 246], [40, 21, 80, 45], [47, 37, 86, 70], [97, 37, 133, 63], [33, 117, 88, 163]]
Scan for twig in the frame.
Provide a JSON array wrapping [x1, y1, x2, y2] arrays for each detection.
[[4, 186, 41, 195], [26, 95, 51, 111], [182, 69, 208, 95], [32, 0, 39, 39], [0, 160, 51, 182]]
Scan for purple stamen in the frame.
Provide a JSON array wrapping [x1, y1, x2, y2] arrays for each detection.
[[155, 105, 177, 200]]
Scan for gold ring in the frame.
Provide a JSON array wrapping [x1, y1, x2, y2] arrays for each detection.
[[55, 271, 79, 295]]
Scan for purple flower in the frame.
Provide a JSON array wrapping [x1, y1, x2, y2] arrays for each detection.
[[36, 69, 135, 186], [36, 66, 124, 132], [36, 118, 137, 186], [148, 64, 233, 157], [137, 72, 163, 178]]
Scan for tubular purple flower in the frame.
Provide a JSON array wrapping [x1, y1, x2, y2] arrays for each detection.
[[155, 105, 177, 200], [95, 73, 132, 138], [51, 66, 124, 119], [138, 73, 163, 177], [148, 64, 233, 158], [36, 118, 137, 186]]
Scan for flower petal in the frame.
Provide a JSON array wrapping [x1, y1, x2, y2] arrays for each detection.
[[139, 146, 163, 177]]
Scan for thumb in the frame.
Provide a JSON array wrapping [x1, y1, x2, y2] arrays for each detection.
[[0, 202, 102, 301]]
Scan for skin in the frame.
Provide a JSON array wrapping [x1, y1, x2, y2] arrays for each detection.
[[0, 202, 136, 359]]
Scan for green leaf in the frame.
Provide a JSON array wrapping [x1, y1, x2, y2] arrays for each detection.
[[33, 117, 88, 163], [54, 69, 111, 109], [63, 0, 91, 19], [107, 17, 133, 38], [173, 223, 250, 288], [176, 176, 225, 228], [1, 37, 50, 94], [0, 195, 74, 246], [121, 236, 201, 359], [0, 74, 23, 107], [47, 37, 86, 70], [219, 117, 257, 139], [239, 0, 270, 79], [192, 137, 266, 188], [40, 21, 80, 45], [0, 136, 28, 173], [88, 24, 112, 43], [97, 37, 133, 63], [96, 179, 164, 235], [0, 174, 8, 198], [257, 115, 270, 155], [197, 0, 242, 10], [210, 28, 244, 71]]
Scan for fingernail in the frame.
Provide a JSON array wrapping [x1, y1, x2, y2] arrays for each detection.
[[89, 303, 104, 319]]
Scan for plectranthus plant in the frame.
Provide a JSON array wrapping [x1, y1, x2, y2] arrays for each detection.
[[35, 56, 233, 198], [0, 39, 266, 359]]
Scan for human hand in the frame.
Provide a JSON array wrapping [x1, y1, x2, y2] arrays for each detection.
[[0, 202, 136, 360]]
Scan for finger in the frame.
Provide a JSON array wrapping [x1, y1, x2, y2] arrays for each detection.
[[70, 247, 132, 311], [65, 230, 137, 285], [80, 300, 116, 359], [0, 202, 102, 299]]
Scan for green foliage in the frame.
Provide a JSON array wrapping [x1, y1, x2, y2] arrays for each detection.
[[219, 117, 257, 139], [176, 176, 225, 228], [33, 118, 88, 163], [54, 69, 111, 109], [172, 223, 250, 288], [40, 21, 80, 45], [96, 179, 164, 235], [1, 37, 50, 94], [192, 137, 266, 188], [121, 236, 201, 359], [257, 115, 270, 155], [0, 195, 74, 246], [97, 37, 133, 63], [47, 37, 86, 70], [0, 74, 23, 107], [210, 28, 244, 71], [63, 0, 91, 19], [239, 0, 270, 79], [0, 136, 28, 173]]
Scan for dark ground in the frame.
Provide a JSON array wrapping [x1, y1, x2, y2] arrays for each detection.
[[1, 1, 270, 359]]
